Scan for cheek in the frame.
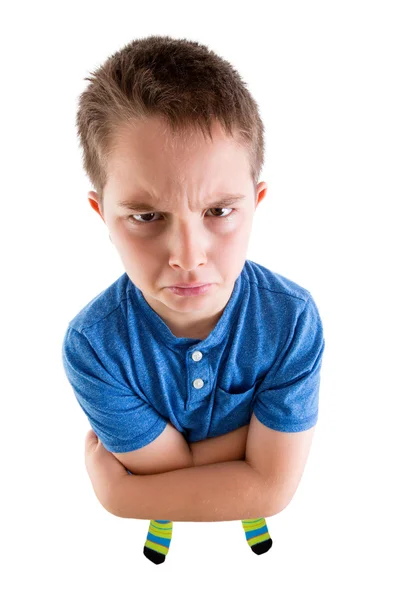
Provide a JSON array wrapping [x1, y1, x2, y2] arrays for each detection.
[[112, 226, 151, 264], [217, 221, 249, 248], [211, 233, 248, 271], [116, 222, 151, 249]]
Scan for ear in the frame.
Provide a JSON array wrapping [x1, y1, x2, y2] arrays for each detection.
[[255, 182, 268, 208], [88, 191, 105, 223]]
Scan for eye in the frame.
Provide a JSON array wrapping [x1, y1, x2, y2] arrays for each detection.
[[128, 207, 234, 224]]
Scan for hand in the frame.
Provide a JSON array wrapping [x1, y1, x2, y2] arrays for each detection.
[[84, 429, 130, 513]]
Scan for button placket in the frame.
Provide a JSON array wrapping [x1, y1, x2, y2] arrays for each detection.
[[188, 349, 207, 402]]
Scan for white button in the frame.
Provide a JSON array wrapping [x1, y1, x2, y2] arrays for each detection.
[[193, 378, 204, 389], [192, 350, 203, 362]]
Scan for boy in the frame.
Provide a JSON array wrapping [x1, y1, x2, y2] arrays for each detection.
[[62, 35, 325, 565]]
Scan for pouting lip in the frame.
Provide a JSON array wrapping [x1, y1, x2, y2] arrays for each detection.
[[167, 282, 210, 288]]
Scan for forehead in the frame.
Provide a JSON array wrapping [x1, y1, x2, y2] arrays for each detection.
[[105, 116, 252, 194]]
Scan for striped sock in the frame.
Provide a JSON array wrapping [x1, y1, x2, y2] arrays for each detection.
[[143, 520, 173, 564], [241, 517, 273, 554]]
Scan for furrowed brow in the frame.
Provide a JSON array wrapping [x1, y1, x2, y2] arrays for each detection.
[[117, 194, 246, 212]]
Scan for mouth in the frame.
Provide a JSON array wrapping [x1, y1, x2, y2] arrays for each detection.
[[167, 283, 213, 296], [168, 283, 210, 288]]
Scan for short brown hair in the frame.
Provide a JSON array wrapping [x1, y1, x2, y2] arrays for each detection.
[[76, 35, 265, 210]]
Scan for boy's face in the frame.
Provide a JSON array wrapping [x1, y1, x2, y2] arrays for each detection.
[[89, 116, 267, 339]]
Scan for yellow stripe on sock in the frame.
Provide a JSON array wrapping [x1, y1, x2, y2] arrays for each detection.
[[145, 539, 169, 556]]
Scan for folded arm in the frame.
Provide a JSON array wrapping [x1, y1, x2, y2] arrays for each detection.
[[112, 457, 275, 521], [109, 423, 280, 521]]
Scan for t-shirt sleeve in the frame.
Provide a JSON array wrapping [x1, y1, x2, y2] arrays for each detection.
[[253, 295, 325, 433], [61, 326, 168, 452]]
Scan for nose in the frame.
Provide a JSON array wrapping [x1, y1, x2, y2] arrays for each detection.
[[168, 217, 208, 270]]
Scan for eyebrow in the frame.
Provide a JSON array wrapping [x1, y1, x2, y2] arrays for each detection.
[[117, 194, 247, 212]]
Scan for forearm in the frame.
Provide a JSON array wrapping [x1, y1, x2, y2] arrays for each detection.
[[189, 425, 249, 467], [111, 460, 277, 522]]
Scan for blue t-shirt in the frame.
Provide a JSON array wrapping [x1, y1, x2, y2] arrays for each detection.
[[61, 259, 325, 453]]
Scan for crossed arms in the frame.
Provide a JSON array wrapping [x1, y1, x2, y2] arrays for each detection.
[[102, 413, 315, 521], [107, 422, 280, 521]]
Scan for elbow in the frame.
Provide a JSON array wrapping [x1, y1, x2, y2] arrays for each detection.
[[105, 501, 126, 519], [103, 479, 129, 519], [259, 475, 293, 518], [267, 500, 289, 517]]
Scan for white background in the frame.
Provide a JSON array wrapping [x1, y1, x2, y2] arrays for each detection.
[[1, 0, 399, 597]]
